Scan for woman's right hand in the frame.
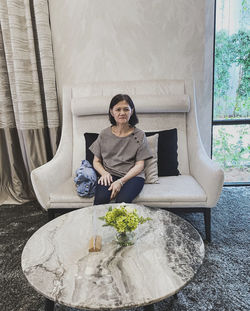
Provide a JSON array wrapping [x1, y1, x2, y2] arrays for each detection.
[[98, 172, 113, 186]]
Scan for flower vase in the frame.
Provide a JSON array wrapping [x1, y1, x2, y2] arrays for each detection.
[[116, 232, 135, 247]]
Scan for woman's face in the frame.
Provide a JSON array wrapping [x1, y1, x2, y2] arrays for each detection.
[[110, 100, 133, 125]]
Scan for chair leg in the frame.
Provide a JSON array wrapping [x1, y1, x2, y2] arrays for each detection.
[[204, 209, 211, 242], [45, 298, 54, 311], [48, 209, 55, 221], [143, 304, 155, 311]]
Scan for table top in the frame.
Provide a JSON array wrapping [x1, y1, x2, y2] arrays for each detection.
[[22, 204, 204, 310]]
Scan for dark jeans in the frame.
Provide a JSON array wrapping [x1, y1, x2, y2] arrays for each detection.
[[94, 175, 145, 205]]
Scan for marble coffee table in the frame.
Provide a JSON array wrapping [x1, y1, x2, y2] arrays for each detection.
[[22, 204, 205, 311]]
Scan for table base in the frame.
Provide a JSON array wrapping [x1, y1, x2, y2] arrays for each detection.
[[45, 298, 54, 311], [143, 304, 155, 311]]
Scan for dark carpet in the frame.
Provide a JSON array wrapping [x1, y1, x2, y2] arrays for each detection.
[[0, 187, 249, 311]]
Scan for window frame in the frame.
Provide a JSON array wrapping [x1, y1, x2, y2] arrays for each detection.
[[211, 0, 250, 187]]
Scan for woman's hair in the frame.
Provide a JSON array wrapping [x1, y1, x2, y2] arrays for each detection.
[[108, 94, 139, 126]]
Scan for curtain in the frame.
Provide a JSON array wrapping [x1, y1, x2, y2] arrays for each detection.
[[0, 0, 60, 204]]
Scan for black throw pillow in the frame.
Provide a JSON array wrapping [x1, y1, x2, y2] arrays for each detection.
[[146, 129, 180, 176], [84, 133, 99, 165]]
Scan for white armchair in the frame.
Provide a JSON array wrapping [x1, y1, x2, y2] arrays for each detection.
[[31, 79, 224, 241]]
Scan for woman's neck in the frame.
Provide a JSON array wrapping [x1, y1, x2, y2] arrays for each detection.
[[112, 124, 134, 137]]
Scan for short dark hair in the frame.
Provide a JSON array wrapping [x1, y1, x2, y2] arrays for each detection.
[[108, 94, 139, 126]]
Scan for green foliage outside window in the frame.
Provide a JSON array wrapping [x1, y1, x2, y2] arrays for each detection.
[[214, 29, 250, 119], [213, 1, 249, 180], [213, 125, 250, 171], [213, 29, 250, 172]]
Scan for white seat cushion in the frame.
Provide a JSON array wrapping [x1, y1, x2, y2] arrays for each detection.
[[135, 175, 207, 207], [49, 175, 206, 209], [50, 178, 94, 208]]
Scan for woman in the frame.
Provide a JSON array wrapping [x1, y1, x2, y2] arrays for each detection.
[[89, 94, 152, 205]]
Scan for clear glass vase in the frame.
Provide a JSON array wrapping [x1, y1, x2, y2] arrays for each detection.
[[115, 232, 135, 247]]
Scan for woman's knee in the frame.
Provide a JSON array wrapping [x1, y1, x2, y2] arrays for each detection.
[[115, 194, 133, 203], [94, 185, 111, 205], [94, 194, 110, 205], [115, 177, 144, 203]]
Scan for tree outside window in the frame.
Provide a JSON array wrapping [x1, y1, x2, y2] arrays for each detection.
[[213, 0, 250, 183]]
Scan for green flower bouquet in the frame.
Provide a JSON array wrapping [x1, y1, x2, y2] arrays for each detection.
[[99, 203, 151, 247]]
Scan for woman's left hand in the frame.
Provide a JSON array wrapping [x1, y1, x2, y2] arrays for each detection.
[[108, 180, 122, 200]]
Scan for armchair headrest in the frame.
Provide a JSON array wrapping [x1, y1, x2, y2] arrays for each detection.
[[71, 94, 190, 116]]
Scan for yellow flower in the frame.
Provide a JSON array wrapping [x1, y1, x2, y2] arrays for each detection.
[[115, 215, 127, 232], [99, 203, 151, 233]]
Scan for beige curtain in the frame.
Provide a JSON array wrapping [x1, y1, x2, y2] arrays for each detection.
[[0, 0, 60, 204]]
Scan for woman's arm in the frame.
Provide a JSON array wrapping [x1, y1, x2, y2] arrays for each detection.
[[109, 160, 144, 200], [93, 155, 113, 186], [120, 160, 144, 184]]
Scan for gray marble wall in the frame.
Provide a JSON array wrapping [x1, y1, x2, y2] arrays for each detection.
[[48, 0, 215, 153]]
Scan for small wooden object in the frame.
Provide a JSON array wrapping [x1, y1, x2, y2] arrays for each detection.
[[89, 235, 102, 252]]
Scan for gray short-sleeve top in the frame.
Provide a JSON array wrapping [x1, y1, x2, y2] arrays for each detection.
[[89, 126, 152, 179]]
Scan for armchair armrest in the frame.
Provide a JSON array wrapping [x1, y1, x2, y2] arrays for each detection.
[[186, 79, 224, 207], [189, 146, 224, 207], [31, 147, 72, 210], [31, 86, 73, 210]]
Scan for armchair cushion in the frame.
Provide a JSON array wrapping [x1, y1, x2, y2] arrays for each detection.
[[146, 128, 180, 176], [50, 178, 93, 208], [49, 175, 206, 209], [136, 175, 206, 202], [144, 134, 159, 184]]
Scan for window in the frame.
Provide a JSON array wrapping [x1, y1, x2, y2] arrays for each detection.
[[212, 0, 250, 184]]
